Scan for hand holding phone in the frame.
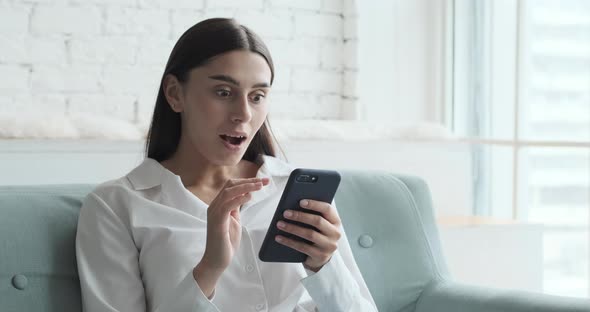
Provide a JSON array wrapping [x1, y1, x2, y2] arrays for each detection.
[[258, 168, 342, 269]]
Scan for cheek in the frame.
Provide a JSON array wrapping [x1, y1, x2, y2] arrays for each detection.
[[181, 94, 222, 137], [188, 91, 222, 115], [253, 105, 268, 124]]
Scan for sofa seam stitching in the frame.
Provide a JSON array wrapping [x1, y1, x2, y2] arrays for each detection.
[[392, 176, 446, 282]]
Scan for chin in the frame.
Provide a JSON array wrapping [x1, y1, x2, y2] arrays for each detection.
[[210, 152, 244, 166]]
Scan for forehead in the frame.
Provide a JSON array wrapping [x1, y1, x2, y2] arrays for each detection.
[[191, 50, 272, 85]]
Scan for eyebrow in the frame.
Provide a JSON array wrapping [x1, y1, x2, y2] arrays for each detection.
[[208, 75, 270, 88]]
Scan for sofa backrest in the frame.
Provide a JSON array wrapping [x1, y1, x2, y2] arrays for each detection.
[[0, 172, 448, 312], [0, 184, 94, 312], [336, 172, 449, 312]]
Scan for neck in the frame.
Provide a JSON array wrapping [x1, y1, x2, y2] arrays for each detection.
[[162, 144, 242, 189], [161, 136, 249, 191]]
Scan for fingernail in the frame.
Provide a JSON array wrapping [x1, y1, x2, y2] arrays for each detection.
[[277, 221, 285, 228], [300, 199, 308, 207], [284, 210, 293, 218], [275, 236, 283, 242]]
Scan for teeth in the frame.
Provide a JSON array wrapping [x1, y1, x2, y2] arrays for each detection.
[[223, 134, 245, 139]]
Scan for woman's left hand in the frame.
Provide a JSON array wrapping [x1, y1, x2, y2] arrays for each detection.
[[275, 199, 342, 272]]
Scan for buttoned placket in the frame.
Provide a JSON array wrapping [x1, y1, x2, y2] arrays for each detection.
[[238, 164, 275, 312], [241, 225, 268, 312]]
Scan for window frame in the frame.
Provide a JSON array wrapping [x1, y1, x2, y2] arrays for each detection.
[[449, 0, 590, 298]]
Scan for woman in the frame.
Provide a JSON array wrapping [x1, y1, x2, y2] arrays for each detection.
[[76, 18, 377, 311]]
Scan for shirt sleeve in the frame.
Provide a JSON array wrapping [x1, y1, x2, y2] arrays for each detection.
[[75, 192, 221, 312], [298, 200, 378, 312]]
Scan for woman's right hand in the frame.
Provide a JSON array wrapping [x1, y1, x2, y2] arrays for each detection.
[[198, 177, 270, 273]]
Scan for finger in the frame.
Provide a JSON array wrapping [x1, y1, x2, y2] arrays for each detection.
[[275, 235, 331, 262], [277, 221, 337, 252], [283, 209, 341, 240], [230, 207, 241, 223], [224, 192, 252, 214], [225, 177, 270, 187], [222, 177, 270, 198], [221, 181, 264, 201], [208, 192, 250, 223], [298, 199, 341, 225]]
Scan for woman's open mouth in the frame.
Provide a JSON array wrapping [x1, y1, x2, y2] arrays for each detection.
[[219, 134, 247, 151]]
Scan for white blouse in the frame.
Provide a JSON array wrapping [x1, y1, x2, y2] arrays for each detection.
[[75, 154, 377, 312]]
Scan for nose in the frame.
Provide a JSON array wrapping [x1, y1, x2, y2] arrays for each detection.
[[230, 94, 252, 124]]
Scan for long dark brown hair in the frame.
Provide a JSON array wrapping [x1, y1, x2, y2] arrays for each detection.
[[145, 18, 284, 163]]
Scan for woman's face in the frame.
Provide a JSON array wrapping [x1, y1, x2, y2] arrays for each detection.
[[166, 50, 272, 166]]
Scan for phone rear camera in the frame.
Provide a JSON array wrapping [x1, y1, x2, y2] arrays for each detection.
[[296, 174, 319, 183], [296, 175, 310, 182]]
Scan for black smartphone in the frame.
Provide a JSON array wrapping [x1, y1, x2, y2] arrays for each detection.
[[258, 168, 341, 263]]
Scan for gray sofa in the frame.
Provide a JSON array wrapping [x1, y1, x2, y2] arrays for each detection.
[[1, 171, 589, 311]]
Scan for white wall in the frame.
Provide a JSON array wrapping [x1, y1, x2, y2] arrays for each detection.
[[0, 0, 357, 127], [0, 0, 451, 139], [356, 0, 448, 124]]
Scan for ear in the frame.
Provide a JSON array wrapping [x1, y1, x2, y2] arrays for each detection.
[[163, 74, 185, 113]]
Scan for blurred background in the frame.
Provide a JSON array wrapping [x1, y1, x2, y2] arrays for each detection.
[[0, 0, 588, 299]]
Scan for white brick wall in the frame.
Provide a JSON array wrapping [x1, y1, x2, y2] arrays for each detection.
[[0, 0, 358, 132], [31, 6, 102, 35]]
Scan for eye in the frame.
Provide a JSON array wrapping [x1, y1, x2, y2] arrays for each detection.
[[250, 93, 266, 104], [216, 89, 231, 98]]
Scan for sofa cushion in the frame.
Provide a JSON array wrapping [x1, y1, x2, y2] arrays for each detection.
[[0, 185, 94, 312]]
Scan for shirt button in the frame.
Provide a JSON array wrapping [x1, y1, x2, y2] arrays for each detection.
[[255, 303, 265, 311], [245, 264, 254, 272]]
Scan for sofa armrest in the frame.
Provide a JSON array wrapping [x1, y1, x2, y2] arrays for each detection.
[[415, 281, 590, 312]]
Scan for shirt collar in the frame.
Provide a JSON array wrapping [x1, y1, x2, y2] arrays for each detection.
[[126, 154, 294, 191]]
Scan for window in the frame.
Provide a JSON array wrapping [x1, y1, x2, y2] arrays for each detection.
[[452, 0, 590, 298]]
